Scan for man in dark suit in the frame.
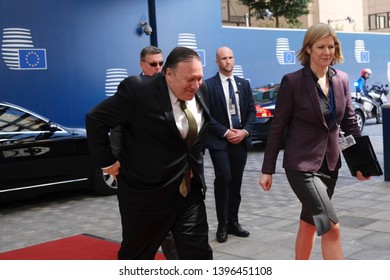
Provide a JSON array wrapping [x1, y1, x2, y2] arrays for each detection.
[[86, 47, 212, 260], [110, 46, 163, 159], [109, 46, 178, 260], [205, 46, 256, 243]]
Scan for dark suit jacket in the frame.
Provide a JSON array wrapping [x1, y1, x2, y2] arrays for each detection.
[[262, 66, 361, 174], [205, 73, 256, 150], [109, 74, 152, 159], [86, 74, 210, 199]]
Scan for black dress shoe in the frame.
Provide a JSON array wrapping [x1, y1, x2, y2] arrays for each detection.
[[216, 224, 228, 243], [227, 222, 250, 237]]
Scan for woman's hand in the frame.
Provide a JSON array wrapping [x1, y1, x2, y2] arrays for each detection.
[[259, 173, 273, 191], [356, 170, 371, 181]]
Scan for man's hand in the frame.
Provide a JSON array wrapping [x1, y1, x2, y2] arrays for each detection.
[[226, 128, 247, 144], [102, 160, 121, 182]]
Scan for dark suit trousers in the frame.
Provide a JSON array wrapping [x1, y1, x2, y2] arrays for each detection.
[[209, 142, 247, 225], [116, 179, 212, 260]]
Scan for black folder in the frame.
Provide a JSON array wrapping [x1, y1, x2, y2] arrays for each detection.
[[342, 135, 383, 177]]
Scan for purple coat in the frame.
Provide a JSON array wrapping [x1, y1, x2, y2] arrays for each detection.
[[262, 66, 361, 174]]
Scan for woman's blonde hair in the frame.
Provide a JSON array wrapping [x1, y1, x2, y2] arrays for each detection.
[[296, 22, 344, 66]]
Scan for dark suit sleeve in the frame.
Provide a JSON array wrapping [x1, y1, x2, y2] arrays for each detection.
[[262, 74, 295, 174], [205, 78, 230, 138], [240, 79, 256, 135], [85, 76, 140, 168], [338, 73, 361, 137]]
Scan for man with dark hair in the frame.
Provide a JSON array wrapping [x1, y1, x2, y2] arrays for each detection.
[[139, 46, 163, 76], [86, 47, 212, 260]]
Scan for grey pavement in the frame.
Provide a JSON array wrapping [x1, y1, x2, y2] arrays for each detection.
[[0, 120, 389, 260]]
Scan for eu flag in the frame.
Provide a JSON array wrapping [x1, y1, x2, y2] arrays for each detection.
[[360, 51, 370, 63], [196, 49, 206, 66], [283, 50, 296, 65], [18, 49, 47, 69]]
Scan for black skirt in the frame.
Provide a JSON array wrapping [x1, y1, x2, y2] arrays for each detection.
[[285, 161, 339, 236]]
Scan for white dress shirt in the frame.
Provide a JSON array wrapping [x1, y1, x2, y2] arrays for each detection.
[[219, 73, 241, 128], [168, 88, 204, 139]]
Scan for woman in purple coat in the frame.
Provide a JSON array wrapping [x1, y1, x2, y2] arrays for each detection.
[[259, 23, 370, 260]]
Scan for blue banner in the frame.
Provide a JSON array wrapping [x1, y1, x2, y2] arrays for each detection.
[[283, 50, 296, 65], [196, 49, 206, 66], [18, 49, 47, 69]]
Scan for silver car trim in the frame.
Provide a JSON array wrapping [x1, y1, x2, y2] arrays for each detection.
[[0, 178, 89, 193], [0, 131, 68, 135]]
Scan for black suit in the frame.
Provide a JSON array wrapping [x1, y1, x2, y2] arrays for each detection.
[[86, 74, 212, 259], [109, 74, 151, 159], [205, 73, 256, 225]]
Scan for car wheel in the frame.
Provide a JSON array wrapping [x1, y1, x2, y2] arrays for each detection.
[[355, 110, 364, 132], [92, 168, 117, 195]]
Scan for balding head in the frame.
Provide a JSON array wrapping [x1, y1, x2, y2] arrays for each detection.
[[216, 46, 235, 76]]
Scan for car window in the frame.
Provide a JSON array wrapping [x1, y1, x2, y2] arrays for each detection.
[[0, 104, 50, 132], [252, 87, 279, 103]]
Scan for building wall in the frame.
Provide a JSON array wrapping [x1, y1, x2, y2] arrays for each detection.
[[315, 0, 363, 32], [224, 0, 390, 32], [366, 0, 390, 32]]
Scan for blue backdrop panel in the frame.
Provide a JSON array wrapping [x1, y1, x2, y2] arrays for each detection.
[[1, 0, 150, 126], [1, 0, 390, 127], [154, 0, 223, 80], [221, 26, 390, 89]]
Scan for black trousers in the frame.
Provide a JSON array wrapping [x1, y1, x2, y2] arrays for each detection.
[[209, 142, 247, 225], [116, 179, 212, 260]]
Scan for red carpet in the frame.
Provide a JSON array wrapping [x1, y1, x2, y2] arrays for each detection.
[[0, 234, 165, 260]]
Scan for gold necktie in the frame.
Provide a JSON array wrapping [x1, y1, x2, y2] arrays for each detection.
[[179, 100, 198, 197]]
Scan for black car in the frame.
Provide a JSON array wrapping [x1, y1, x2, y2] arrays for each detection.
[[0, 101, 116, 202], [251, 83, 279, 143]]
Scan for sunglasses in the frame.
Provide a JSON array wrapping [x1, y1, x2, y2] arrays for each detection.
[[144, 61, 164, 67]]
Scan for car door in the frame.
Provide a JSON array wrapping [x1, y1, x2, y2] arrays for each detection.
[[0, 103, 90, 199]]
